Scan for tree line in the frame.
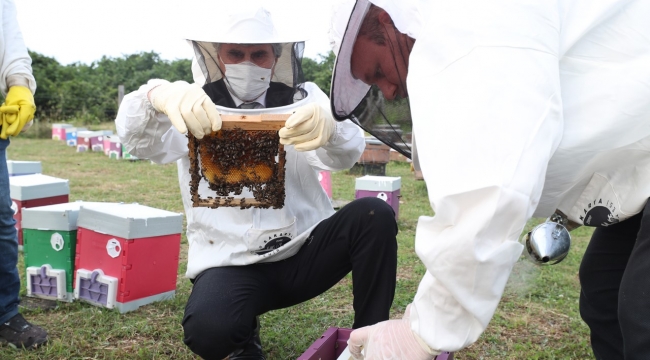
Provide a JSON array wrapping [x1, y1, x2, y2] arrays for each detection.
[[21, 50, 335, 124]]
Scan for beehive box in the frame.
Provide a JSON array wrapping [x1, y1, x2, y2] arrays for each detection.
[[107, 137, 122, 159], [74, 203, 182, 313], [102, 134, 118, 156], [92, 130, 113, 152], [359, 139, 391, 164], [354, 176, 401, 220], [65, 127, 87, 147], [22, 201, 102, 302], [76, 130, 111, 152], [6, 160, 42, 177], [10, 174, 70, 247], [318, 171, 332, 199], [298, 327, 454, 360], [121, 144, 138, 160], [51, 124, 73, 141]]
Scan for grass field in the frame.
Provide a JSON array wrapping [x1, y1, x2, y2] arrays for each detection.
[[3, 134, 594, 359]]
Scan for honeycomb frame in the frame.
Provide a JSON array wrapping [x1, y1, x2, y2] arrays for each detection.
[[187, 114, 289, 209]]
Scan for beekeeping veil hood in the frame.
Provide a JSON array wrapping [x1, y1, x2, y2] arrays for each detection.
[[186, 7, 307, 97], [330, 0, 421, 158]]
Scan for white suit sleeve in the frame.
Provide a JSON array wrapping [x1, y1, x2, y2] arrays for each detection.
[[406, 2, 563, 352], [0, 0, 36, 96], [301, 82, 365, 171], [115, 79, 188, 164]]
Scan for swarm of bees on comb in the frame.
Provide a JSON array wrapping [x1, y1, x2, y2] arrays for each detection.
[[187, 114, 289, 209]]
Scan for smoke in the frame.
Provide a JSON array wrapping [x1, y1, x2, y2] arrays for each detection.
[[505, 256, 541, 297]]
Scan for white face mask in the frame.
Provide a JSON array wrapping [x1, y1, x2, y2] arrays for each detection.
[[222, 61, 274, 102]]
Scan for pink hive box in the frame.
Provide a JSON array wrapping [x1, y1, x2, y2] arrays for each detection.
[[76, 131, 112, 152], [298, 327, 454, 360], [102, 134, 118, 156], [319, 171, 332, 199], [354, 175, 401, 220], [107, 136, 122, 159], [51, 124, 73, 141], [6, 160, 42, 177], [74, 203, 183, 313], [9, 174, 70, 248]]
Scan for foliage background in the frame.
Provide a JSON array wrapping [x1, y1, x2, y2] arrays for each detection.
[[8, 50, 336, 127]]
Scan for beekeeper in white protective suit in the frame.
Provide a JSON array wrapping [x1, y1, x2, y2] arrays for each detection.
[[115, 6, 399, 360], [329, 0, 650, 359]]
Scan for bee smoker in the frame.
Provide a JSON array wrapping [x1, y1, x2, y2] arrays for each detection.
[[522, 211, 572, 265]]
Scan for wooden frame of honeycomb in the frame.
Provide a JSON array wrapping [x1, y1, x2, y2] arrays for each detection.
[[187, 114, 289, 209]]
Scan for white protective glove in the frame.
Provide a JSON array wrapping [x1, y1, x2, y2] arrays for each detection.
[[348, 304, 440, 360], [149, 80, 222, 139], [278, 103, 336, 151]]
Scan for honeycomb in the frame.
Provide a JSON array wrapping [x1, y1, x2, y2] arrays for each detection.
[[188, 126, 286, 209]]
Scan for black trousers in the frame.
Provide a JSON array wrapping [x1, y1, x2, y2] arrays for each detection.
[[579, 200, 650, 359], [182, 197, 398, 360]]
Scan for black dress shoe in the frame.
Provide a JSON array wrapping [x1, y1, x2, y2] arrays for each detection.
[[226, 317, 265, 360]]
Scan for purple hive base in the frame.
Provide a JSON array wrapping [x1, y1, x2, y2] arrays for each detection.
[[78, 270, 110, 306], [30, 266, 59, 297], [298, 327, 454, 360]]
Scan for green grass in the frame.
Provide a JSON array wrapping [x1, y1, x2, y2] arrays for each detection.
[[3, 137, 594, 359]]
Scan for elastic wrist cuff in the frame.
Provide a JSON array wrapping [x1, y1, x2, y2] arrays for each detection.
[[413, 331, 441, 356], [6, 75, 31, 89]]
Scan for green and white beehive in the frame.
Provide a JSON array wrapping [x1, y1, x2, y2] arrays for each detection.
[[22, 201, 102, 302]]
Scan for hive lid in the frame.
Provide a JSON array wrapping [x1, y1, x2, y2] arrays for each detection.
[[9, 174, 70, 200], [51, 124, 73, 129], [77, 203, 183, 239], [76, 130, 98, 138], [22, 201, 107, 231], [65, 127, 87, 133], [355, 175, 401, 192], [6, 160, 42, 175]]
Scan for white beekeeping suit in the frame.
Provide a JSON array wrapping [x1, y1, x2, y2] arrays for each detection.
[[116, 7, 365, 279], [330, 0, 650, 355]]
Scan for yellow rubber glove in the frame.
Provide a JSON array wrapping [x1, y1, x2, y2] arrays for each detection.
[[149, 80, 222, 139], [347, 304, 440, 360], [0, 86, 36, 139], [278, 103, 336, 151]]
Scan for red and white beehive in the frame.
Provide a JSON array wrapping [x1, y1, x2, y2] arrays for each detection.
[[9, 174, 70, 248], [74, 203, 183, 313], [354, 175, 401, 220], [76, 130, 112, 153]]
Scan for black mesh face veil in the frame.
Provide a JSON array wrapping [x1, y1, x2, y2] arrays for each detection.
[[191, 40, 307, 100], [330, 0, 413, 159]]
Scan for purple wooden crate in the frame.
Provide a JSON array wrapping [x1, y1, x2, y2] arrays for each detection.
[[298, 327, 453, 360], [354, 189, 400, 220], [298, 327, 351, 360]]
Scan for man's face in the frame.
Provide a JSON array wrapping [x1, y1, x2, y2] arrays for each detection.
[[217, 43, 276, 73], [350, 15, 411, 100]]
